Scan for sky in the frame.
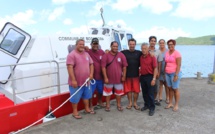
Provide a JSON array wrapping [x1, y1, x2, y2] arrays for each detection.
[[0, 0, 215, 42]]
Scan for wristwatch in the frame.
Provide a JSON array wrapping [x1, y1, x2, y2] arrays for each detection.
[[153, 78, 156, 81]]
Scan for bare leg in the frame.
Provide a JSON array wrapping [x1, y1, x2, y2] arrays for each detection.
[[116, 95, 121, 107], [106, 96, 111, 108], [165, 87, 174, 108], [173, 89, 180, 111], [116, 95, 123, 111], [158, 81, 164, 101], [165, 83, 169, 103], [133, 92, 139, 106], [89, 98, 93, 110], [98, 93, 104, 106], [72, 103, 79, 115], [83, 99, 91, 112], [127, 92, 132, 108]]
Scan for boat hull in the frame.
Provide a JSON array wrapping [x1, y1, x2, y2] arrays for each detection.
[[0, 91, 114, 134]]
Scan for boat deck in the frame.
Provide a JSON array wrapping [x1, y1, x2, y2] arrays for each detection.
[[19, 78, 215, 134]]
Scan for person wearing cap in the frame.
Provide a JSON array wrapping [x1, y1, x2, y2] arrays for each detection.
[[148, 36, 162, 106], [121, 38, 142, 110], [101, 41, 128, 112], [140, 43, 157, 116], [164, 39, 182, 112], [86, 38, 106, 110], [66, 39, 95, 119]]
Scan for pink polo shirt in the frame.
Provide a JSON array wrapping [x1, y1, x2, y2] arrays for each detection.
[[165, 50, 181, 74], [87, 49, 105, 80], [101, 52, 128, 84], [66, 50, 93, 86]]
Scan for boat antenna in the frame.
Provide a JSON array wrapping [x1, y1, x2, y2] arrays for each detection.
[[100, 8, 106, 27]]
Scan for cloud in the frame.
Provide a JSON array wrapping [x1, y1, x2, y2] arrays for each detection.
[[52, 0, 94, 5], [107, 20, 134, 32], [112, 0, 140, 12], [70, 25, 89, 34], [63, 18, 73, 25], [112, 0, 173, 14], [69, 19, 134, 36], [0, 10, 36, 29], [134, 26, 191, 43], [48, 7, 65, 21], [86, 0, 112, 17], [172, 0, 215, 20], [88, 19, 134, 32], [140, 0, 173, 14]]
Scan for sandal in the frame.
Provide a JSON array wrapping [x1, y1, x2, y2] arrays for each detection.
[[94, 105, 103, 110], [165, 105, 174, 109], [105, 106, 110, 112], [72, 114, 82, 119], [84, 110, 96, 114], [133, 105, 140, 110], [126, 105, 132, 109], [173, 107, 179, 112], [117, 106, 123, 112], [165, 99, 169, 104]]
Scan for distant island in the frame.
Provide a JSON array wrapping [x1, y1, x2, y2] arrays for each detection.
[[175, 35, 215, 45], [136, 35, 215, 45]]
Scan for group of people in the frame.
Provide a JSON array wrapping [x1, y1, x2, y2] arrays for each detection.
[[66, 36, 182, 119]]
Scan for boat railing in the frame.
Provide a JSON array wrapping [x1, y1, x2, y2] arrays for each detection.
[[0, 60, 65, 104]]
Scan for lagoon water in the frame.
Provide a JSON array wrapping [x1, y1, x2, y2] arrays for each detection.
[[136, 45, 215, 78]]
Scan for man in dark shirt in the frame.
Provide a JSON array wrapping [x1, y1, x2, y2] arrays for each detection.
[[122, 38, 142, 110], [140, 43, 157, 116]]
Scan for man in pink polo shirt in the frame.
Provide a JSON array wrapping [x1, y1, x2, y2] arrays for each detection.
[[86, 38, 105, 109], [101, 41, 128, 112], [140, 43, 157, 116], [67, 39, 95, 119]]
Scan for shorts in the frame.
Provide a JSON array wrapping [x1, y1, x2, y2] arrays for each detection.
[[103, 83, 123, 96], [91, 80, 104, 94], [165, 72, 182, 89], [159, 72, 165, 81], [69, 85, 92, 104], [123, 77, 140, 93]]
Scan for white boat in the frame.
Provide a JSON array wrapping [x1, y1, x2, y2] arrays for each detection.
[[0, 10, 133, 134]]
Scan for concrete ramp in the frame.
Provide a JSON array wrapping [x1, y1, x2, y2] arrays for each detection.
[[20, 78, 215, 134]]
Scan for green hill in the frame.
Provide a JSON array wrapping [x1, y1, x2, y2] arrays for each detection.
[[175, 35, 215, 45]]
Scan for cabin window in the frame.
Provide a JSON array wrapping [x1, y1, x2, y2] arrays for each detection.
[[126, 34, 133, 41], [102, 28, 110, 35], [114, 32, 122, 51], [0, 28, 25, 55], [92, 29, 98, 35], [120, 33, 124, 40]]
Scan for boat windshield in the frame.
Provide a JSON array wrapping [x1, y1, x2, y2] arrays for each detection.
[[0, 29, 25, 55]]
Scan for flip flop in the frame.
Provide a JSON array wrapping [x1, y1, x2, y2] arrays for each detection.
[[72, 114, 82, 119], [94, 105, 103, 110], [105, 106, 110, 112], [173, 107, 179, 112], [165, 105, 174, 109], [117, 106, 123, 112], [84, 110, 96, 114], [165, 100, 169, 104], [126, 105, 132, 109], [133, 105, 140, 110]]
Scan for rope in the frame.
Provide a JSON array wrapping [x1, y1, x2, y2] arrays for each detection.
[[12, 78, 95, 134]]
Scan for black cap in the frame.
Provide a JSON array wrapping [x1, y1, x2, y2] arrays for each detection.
[[91, 38, 99, 44]]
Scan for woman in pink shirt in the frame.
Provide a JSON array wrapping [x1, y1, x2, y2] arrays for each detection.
[[164, 39, 182, 112]]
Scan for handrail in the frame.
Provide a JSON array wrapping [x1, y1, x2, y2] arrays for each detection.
[[0, 60, 66, 104], [0, 72, 58, 82]]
